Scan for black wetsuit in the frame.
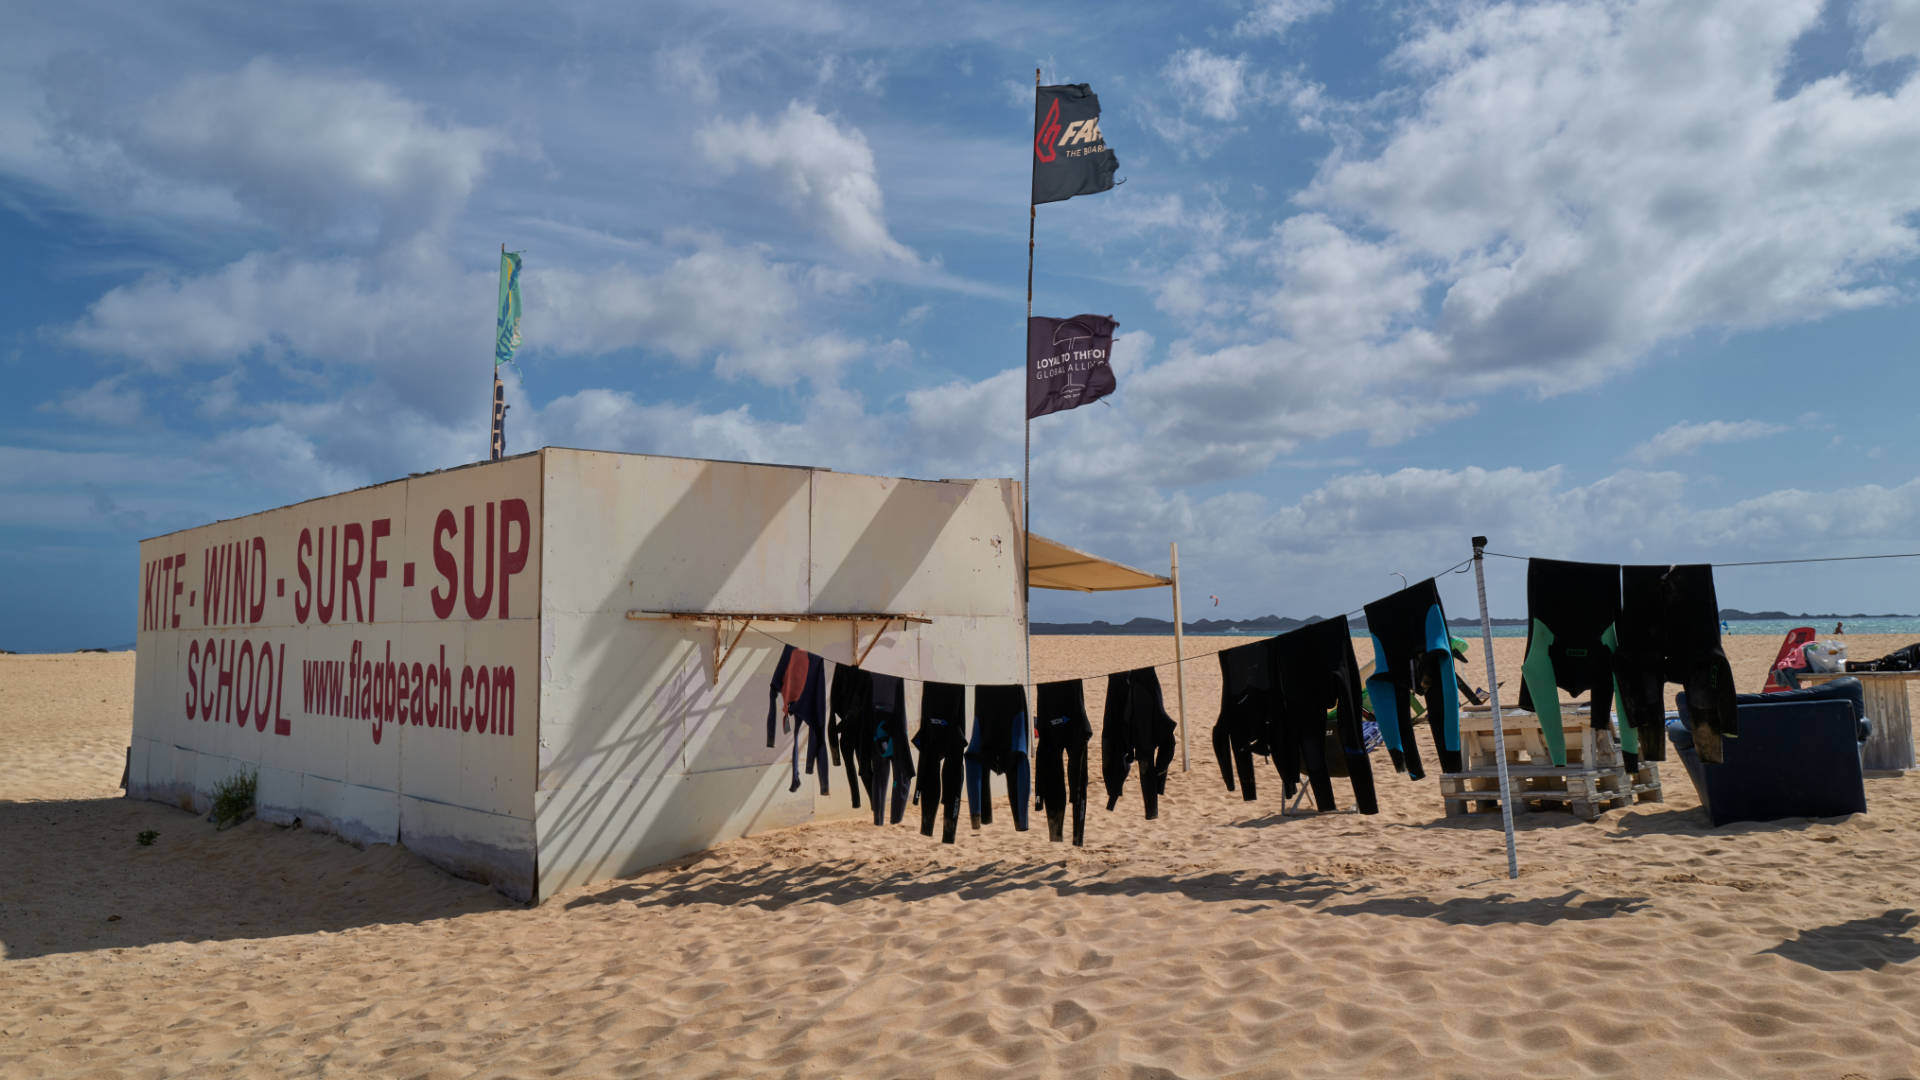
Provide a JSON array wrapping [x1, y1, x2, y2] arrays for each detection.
[[1213, 639, 1275, 801], [828, 665, 869, 809], [1269, 617, 1377, 814], [966, 684, 1031, 831], [868, 673, 913, 825], [1102, 667, 1176, 819], [1362, 579, 1463, 780], [1517, 558, 1621, 767], [1035, 680, 1093, 845], [1616, 563, 1737, 764], [912, 682, 967, 842]]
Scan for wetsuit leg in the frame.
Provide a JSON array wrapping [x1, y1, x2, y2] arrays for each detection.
[[1101, 673, 1135, 811], [965, 716, 989, 828], [1421, 603, 1464, 774], [1142, 674, 1175, 819], [1215, 644, 1266, 799], [1067, 728, 1089, 845]]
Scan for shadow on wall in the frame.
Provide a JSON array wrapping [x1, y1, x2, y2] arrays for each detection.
[[536, 462, 978, 897], [0, 797, 511, 960]]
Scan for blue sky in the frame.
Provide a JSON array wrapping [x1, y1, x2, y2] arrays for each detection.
[[5, 0, 1920, 650]]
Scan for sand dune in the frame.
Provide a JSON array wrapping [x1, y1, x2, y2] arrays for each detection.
[[6, 638, 1920, 1078]]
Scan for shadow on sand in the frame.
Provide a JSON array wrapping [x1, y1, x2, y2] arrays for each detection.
[[1, 796, 512, 961]]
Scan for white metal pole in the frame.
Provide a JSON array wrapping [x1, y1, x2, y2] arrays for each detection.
[[1472, 535, 1520, 879], [1170, 541, 1188, 772]]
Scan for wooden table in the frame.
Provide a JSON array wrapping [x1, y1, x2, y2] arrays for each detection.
[[1794, 670, 1920, 773]]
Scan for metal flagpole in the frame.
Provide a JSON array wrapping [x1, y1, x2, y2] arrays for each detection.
[[491, 242, 506, 463], [1472, 535, 1520, 879], [1023, 67, 1038, 697]]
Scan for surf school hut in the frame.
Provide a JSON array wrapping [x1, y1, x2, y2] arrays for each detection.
[[127, 447, 1165, 902]]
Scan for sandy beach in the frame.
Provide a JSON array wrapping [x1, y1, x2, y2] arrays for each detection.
[[6, 636, 1920, 1078]]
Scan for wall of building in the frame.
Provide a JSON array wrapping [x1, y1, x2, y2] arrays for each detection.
[[129, 455, 543, 900], [533, 450, 1026, 901]]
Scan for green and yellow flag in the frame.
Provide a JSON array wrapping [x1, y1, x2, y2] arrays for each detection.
[[495, 250, 523, 367]]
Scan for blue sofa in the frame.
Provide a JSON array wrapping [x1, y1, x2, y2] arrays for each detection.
[[1669, 678, 1870, 827]]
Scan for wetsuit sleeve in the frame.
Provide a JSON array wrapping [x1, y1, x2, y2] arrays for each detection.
[[767, 644, 795, 748]]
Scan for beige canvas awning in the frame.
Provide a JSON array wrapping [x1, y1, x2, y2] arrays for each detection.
[[1027, 532, 1173, 592]]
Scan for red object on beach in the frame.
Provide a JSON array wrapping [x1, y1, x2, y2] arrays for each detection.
[[1762, 627, 1818, 693]]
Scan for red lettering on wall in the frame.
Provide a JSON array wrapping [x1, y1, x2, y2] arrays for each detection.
[[462, 504, 496, 620], [185, 639, 200, 718], [316, 526, 338, 624], [499, 498, 530, 618], [431, 510, 458, 619], [368, 518, 391, 622], [295, 528, 313, 623], [342, 522, 365, 623]]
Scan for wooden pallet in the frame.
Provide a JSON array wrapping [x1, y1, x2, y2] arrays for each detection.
[[1442, 704, 1662, 821]]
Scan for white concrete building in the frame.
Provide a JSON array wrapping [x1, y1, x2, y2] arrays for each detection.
[[129, 448, 1026, 902]]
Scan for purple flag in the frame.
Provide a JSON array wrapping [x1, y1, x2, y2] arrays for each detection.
[[1027, 314, 1118, 419]]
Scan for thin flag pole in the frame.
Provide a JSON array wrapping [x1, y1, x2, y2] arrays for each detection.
[[491, 242, 506, 463], [1023, 66, 1038, 696], [1472, 535, 1520, 879]]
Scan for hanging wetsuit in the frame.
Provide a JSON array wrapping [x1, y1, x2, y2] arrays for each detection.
[[911, 682, 967, 842], [1034, 680, 1093, 845], [1616, 563, 1737, 765], [1213, 639, 1276, 801], [1517, 559, 1621, 766], [966, 684, 1031, 830], [1363, 579, 1463, 780], [1269, 617, 1377, 814], [828, 665, 870, 809], [765, 646, 829, 794], [1102, 667, 1176, 819], [868, 673, 914, 825]]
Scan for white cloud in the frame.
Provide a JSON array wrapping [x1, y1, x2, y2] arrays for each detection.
[[38, 375, 144, 426], [1294, 0, 1920, 391], [698, 101, 917, 263], [135, 58, 506, 243], [1856, 0, 1920, 64], [1629, 419, 1790, 463], [1235, 0, 1336, 39], [1165, 48, 1262, 122]]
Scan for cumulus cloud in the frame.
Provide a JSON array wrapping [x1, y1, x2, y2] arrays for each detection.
[[1629, 419, 1790, 463], [1235, 0, 1335, 39], [1856, 0, 1920, 64], [38, 376, 144, 426], [135, 58, 506, 243], [698, 101, 917, 263], [1165, 48, 1262, 121], [1298, 0, 1920, 390]]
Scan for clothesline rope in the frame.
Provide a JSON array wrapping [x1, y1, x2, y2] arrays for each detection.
[[1480, 549, 1920, 568], [741, 553, 1481, 686]]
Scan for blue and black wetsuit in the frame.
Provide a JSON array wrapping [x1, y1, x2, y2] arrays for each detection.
[[1616, 563, 1736, 765], [1269, 617, 1377, 814], [1213, 640, 1275, 801], [868, 673, 914, 825], [966, 684, 1031, 831], [913, 682, 967, 842], [1035, 680, 1093, 845], [1102, 667, 1176, 819], [1517, 559, 1622, 766], [1363, 579, 1463, 780]]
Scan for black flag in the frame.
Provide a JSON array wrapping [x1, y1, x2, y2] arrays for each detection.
[[1033, 84, 1118, 205], [1027, 314, 1118, 419]]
